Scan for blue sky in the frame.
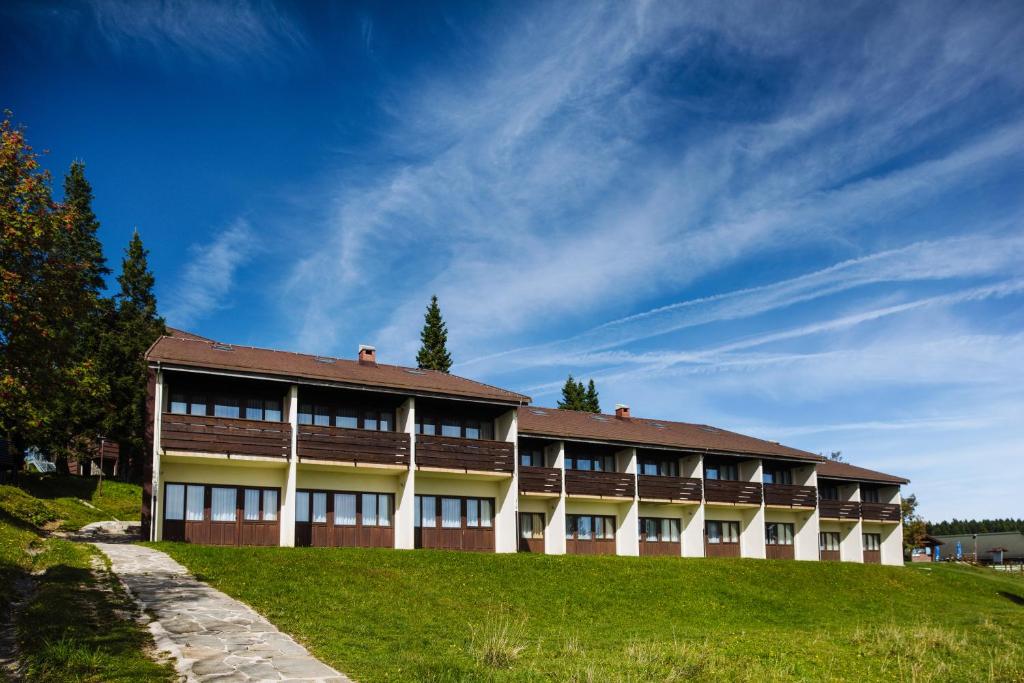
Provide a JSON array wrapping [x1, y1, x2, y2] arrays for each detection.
[[3, 1, 1023, 521]]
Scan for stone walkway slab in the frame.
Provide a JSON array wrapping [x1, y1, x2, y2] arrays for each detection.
[[96, 543, 349, 682]]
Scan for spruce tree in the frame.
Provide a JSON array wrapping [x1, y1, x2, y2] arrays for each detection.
[[101, 231, 166, 479], [416, 295, 453, 373], [557, 374, 585, 410], [584, 379, 601, 413]]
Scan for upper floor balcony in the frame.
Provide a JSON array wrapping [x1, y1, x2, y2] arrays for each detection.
[[703, 479, 763, 505], [518, 466, 562, 495], [161, 413, 290, 459], [296, 424, 410, 467], [415, 434, 515, 473], [637, 475, 702, 502], [818, 499, 861, 520], [763, 483, 817, 508], [860, 501, 901, 522], [564, 469, 635, 498]]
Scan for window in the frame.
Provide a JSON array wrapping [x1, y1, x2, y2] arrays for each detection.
[[417, 417, 436, 436], [244, 489, 260, 521], [706, 520, 740, 544], [298, 403, 313, 425], [566, 515, 615, 540], [363, 412, 378, 431], [379, 412, 393, 432], [520, 449, 542, 467], [765, 522, 794, 545], [170, 393, 187, 415], [417, 415, 493, 439], [214, 397, 240, 419], [165, 484, 185, 520], [640, 517, 681, 542], [186, 485, 205, 521], [263, 490, 278, 521], [211, 487, 236, 521], [566, 455, 614, 472], [264, 400, 282, 422], [819, 531, 841, 551], [362, 493, 380, 526], [441, 419, 461, 438], [480, 499, 493, 528], [336, 408, 358, 429], [465, 422, 481, 440], [466, 498, 479, 527], [639, 459, 678, 477], [190, 395, 206, 416], [861, 488, 880, 503], [246, 399, 262, 421], [441, 498, 461, 528], [295, 491, 310, 523], [314, 405, 331, 426], [520, 513, 544, 539], [763, 469, 793, 485], [335, 493, 357, 526], [705, 463, 739, 481], [312, 492, 327, 523], [863, 533, 882, 551], [377, 495, 392, 526], [245, 398, 282, 421], [819, 485, 839, 501], [415, 495, 436, 527]]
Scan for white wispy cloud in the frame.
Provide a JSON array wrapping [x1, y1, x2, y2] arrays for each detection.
[[87, 0, 306, 68], [164, 220, 258, 328]]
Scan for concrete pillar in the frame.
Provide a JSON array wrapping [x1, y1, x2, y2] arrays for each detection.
[[151, 370, 164, 541], [494, 409, 519, 553], [616, 447, 639, 556], [841, 483, 863, 562], [682, 454, 704, 557], [394, 397, 416, 549], [740, 458, 766, 559], [794, 464, 819, 561], [279, 385, 299, 547], [880, 521, 903, 566], [545, 441, 566, 555]]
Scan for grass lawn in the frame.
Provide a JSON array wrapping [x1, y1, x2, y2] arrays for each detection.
[[14, 473, 142, 530], [0, 476, 173, 682], [152, 545, 1024, 682]]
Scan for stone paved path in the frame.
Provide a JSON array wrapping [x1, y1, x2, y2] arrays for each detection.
[[96, 543, 349, 682]]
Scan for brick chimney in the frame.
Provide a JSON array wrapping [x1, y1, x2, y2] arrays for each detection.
[[615, 404, 630, 419], [358, 344, 377, 365]]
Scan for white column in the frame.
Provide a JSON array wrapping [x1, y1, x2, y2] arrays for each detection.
[[740, 458, 766, 559], [841, 483, 864, 562], [151, 370, 164, 541], [794, 464, 819, 561], [494, 409, 519, 553], [395, 397, 416, 549], [682, 454, 704, 557], [546, 441, 566, 555], [881, 488, 904, 566], [616, 447, 639, 556], [279, 385, 299, 547]]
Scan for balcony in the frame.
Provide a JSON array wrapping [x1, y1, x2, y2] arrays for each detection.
[[818, 500, 860, 520], [518, 466, 562, 495], [703, 479, 762, 505], [763, 484, 817, 508], [637, 475, 702, 503], [564, 470, 635, 498], [161, 413, 290, 459], [861, 502, 901, 522], [414, 434, 515, 474], [296, 424, 410, 467]]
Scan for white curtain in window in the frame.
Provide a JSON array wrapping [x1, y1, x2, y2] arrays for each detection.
[[186, 485, 204, 521], [441, 498, 461, 528], [312, 492, 327, 523], [362, 494, 378, 526], [480, 499, 493, 528], [707, 521, 722, 544], [211, 488, 236, 521], [578, 516, 593, 540], [378, 495, 391, 526], [466, 499, 479, 527], [520, 514, 532, 538], [295, 491, 310, 523], [165, 484, 185, 520], [420, 496, 436, 527], [334, 494, 356, 525], [244, 489, 260, 521], [263, 490, 278, 521]]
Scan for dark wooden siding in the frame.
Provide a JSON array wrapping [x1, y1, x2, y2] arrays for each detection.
[[860, 502, 901, 522], [703, 479, 762, 505], [766, 544, 795, 560], [637, 475, 701, 502], [518, 466, 562, 494], [820, 549, 841, 561], [705, 541, 741, 558], [863, 550, 882, 564], [415, 434, 514, 473], [640, 540, 681, 556], [161, 414, 290, 459], [162, 484, 280, 546], [763, 484, 817, 508], [296, 424, 409, 467], [818, 500, 860, 519], [564, 470, 635, 498], [519, 538, 545, 553], [566, 539, 616, 555], [295, 489, 395, 549]]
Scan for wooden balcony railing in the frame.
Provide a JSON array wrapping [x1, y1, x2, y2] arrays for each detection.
[[564, 470, 635, 498], [296, 424, 410, 467], [763, 483, 817, 508], [637, 475, 702, 502], [161, 413, 290, 459], [818, 499, 860, 520], [860, 502, 901, 522], [518, 466, 562, 495], [414, 434, 515, 473], [703, 479, 762, 505]]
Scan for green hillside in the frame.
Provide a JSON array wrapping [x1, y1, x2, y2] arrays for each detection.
[[154, 544, 1024, 682]]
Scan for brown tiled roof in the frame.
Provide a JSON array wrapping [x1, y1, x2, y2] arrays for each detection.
[[816, 459, 909, 485], [518, 407, 823, 461], [147, 335, 530, 405], [165, 327, 214, 342]]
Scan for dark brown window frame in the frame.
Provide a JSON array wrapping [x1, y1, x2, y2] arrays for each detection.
[[415, 415, 495, 441], [565, 514, 617, 540], [296, 488, 395, 528], [298, 402, 396, 432], [765, 521, 795, 546], [167, 389, 284, 422], [638, 458, 679, 477], [819, 531, 841, 551], [639, 516, 681, 542], [564, 454, 616, 473], [863, 532, 882, 551], [519, 512, 545, 539], [414, 495, 495, 530], [705, 519, 741, 544], [163, 481, 282, 523]]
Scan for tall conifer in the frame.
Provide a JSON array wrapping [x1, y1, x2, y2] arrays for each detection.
[[416, 295, 453, 373]]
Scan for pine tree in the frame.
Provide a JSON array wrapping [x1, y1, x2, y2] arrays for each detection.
[[101, 231, 165, 479], [416, 295, 452, 373], [583, 379, 600, 413]]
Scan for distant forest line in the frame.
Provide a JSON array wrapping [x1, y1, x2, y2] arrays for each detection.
[[927, 519, 1024, 535]]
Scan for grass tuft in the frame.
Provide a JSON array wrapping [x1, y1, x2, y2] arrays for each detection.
[[470, 614, 528, 668]]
